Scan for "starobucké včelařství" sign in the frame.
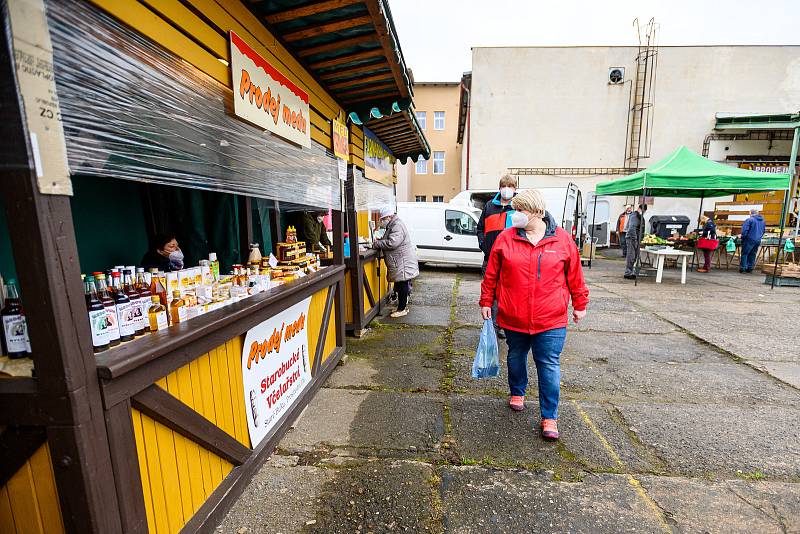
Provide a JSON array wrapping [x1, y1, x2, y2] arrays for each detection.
[[229, 31, 311, 148], [241, 297, 312, 446]]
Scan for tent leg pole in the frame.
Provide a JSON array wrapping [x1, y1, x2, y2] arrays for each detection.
[[692, 194, 704, 271], [772, 126, 799, 289]]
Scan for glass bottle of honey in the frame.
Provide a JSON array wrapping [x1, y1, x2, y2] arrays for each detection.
[[169, 290, 187, 324], [149, 268, 168, 309], [147, 296, 168, 332]]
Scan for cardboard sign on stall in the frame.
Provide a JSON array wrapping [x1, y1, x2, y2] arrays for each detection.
[[241, 297, 313, 446], [230, 30, 311, 148]]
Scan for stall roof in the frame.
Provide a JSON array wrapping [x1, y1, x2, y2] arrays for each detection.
[[595, 146, 791, 198], [247, 0, 430, 162], [715, 112, 800, 130]]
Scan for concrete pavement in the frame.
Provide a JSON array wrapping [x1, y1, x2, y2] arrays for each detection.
[[219, 256, 800, 533]]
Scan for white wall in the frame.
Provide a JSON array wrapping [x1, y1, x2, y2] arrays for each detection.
[[467, 45, 800, 225], [395, 161, 411, 202]]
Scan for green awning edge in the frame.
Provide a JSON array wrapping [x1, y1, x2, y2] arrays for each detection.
[[596, 146, 791, 198]]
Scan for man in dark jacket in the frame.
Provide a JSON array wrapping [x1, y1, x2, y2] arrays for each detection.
[[739, 209, 766, 273], [476, 175, 517, 337], [616, 205, 632, 256], [624, 203, 646, 279]]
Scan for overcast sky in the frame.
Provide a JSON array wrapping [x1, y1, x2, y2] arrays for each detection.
[[389, 0, 800, 82]]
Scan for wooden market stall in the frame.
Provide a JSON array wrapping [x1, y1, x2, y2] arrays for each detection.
[[247, 1, 431, 336], [0, 0, 426, 533]]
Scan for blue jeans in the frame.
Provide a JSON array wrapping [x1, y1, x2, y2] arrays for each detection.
[[505, 327, 567, 419], [740, 238, 760, 271]]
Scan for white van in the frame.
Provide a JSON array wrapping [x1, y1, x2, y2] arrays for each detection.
[[450, 183, 582, 236], [396, 202, 483, 267]]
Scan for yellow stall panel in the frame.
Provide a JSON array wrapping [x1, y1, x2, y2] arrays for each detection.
[[0, 443, 65, 534]]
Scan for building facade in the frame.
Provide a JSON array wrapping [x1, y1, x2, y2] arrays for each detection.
[[398, 82, 463, 202], [460, 45, 800, 223]]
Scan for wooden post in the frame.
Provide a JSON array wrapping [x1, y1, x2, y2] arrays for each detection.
[[345, 165, 366, 334], [0, 5, 123, 531], [331, 208, 346, 348]]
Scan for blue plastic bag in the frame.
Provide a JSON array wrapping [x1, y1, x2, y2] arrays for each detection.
[[472, 320, 500, 378]]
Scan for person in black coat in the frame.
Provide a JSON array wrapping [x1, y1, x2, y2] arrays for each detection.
[[141, 233, 184, 272]]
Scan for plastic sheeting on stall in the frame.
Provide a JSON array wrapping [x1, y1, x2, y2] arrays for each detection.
[[46, 0, 340, 209], [353, 167, 396, 212]]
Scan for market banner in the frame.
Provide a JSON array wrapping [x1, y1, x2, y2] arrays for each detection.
[[230, 31, 311, 148], [364, 127, 394, 186], [241, 297, 312, 447], [332, 118, 349, 160]]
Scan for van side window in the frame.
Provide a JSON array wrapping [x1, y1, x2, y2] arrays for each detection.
[[445, 210, 477, 235]]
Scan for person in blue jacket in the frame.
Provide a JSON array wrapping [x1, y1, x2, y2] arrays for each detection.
[[739, 209, 766, 273]]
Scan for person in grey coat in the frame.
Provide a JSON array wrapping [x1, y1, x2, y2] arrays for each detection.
[[624, 203, 647, 279], [373, 205, 419, 318]]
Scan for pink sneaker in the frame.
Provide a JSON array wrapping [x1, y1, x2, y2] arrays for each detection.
[[541, 418, 559, 440], [509, 396, 525, 411]]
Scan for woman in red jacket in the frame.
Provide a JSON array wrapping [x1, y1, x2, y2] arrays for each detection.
[[480, 189, 590, 440]]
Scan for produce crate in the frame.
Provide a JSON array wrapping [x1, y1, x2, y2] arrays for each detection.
[[761, 263, 800, 278], [763, 275, 800, 287]]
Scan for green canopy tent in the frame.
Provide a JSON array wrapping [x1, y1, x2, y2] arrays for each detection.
[[595, 146, 792, 286]]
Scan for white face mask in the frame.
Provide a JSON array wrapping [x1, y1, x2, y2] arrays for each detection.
[[379, 218, 390, 228], [316, 216, 324, 223], [500, 187, 515, 200], [169, 249, 184, 262], [510, 211, 529, 229]]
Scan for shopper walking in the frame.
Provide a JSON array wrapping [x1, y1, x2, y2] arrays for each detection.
[[479, 189, 589, 441], [624, 203, 647, 279], [476, 174, 517, 338], [739, 208, 766, 273], [616, 205, 633, 257], [697, 215, 717, 273], [373, 206, 419, 318]]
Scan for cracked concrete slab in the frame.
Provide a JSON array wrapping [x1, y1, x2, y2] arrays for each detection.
[[615, 403, 800, 478], [638, 475, 800, 534], [215, 462, 334, 534], [749, 361, 800, 389], [280, 388, 444, 453], [305, 460, 438, 534], [377, 304, 452, 326], [573, 310, 676, 334], [326, 351, 444, 392], [440, 468, 666, 534]]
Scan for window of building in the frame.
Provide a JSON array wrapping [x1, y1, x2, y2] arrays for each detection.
[[416, 111, 426, 130], [415, 195, 427, 202], [445, 210, 478, 235], [433, 151, 445, 174], [434, 111, 445, 130], [432, 195, 444, 202], [415, 157, 427, 174]]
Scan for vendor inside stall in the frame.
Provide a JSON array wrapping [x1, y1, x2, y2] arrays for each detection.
[[295, 210, 332, 255], [140, 233, 184, 272]]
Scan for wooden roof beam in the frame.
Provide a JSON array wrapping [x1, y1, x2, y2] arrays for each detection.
[[336, 82, 396, 97], [363, 1, 409, 99], [327, 72, 394, 90], [319, 61, 388, 80], [308, 48, 385, 70], [265, 0, 363, 25], [282, 15, 373, 42], [297, 34, 378, 57], [341, 89, 398, 104]]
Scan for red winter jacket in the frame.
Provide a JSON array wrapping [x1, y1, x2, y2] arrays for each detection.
[[479, 212, 589, 335]]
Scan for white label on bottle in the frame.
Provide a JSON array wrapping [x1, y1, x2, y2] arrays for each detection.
[[178, 306, 188, 322], [2, 314, 29, 353], [156, 311, 168, 330], [117, 301, 137, 337], [88, 309, 110, 347], [134, 297, 148, 330], [105, 305, 120, 341]]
